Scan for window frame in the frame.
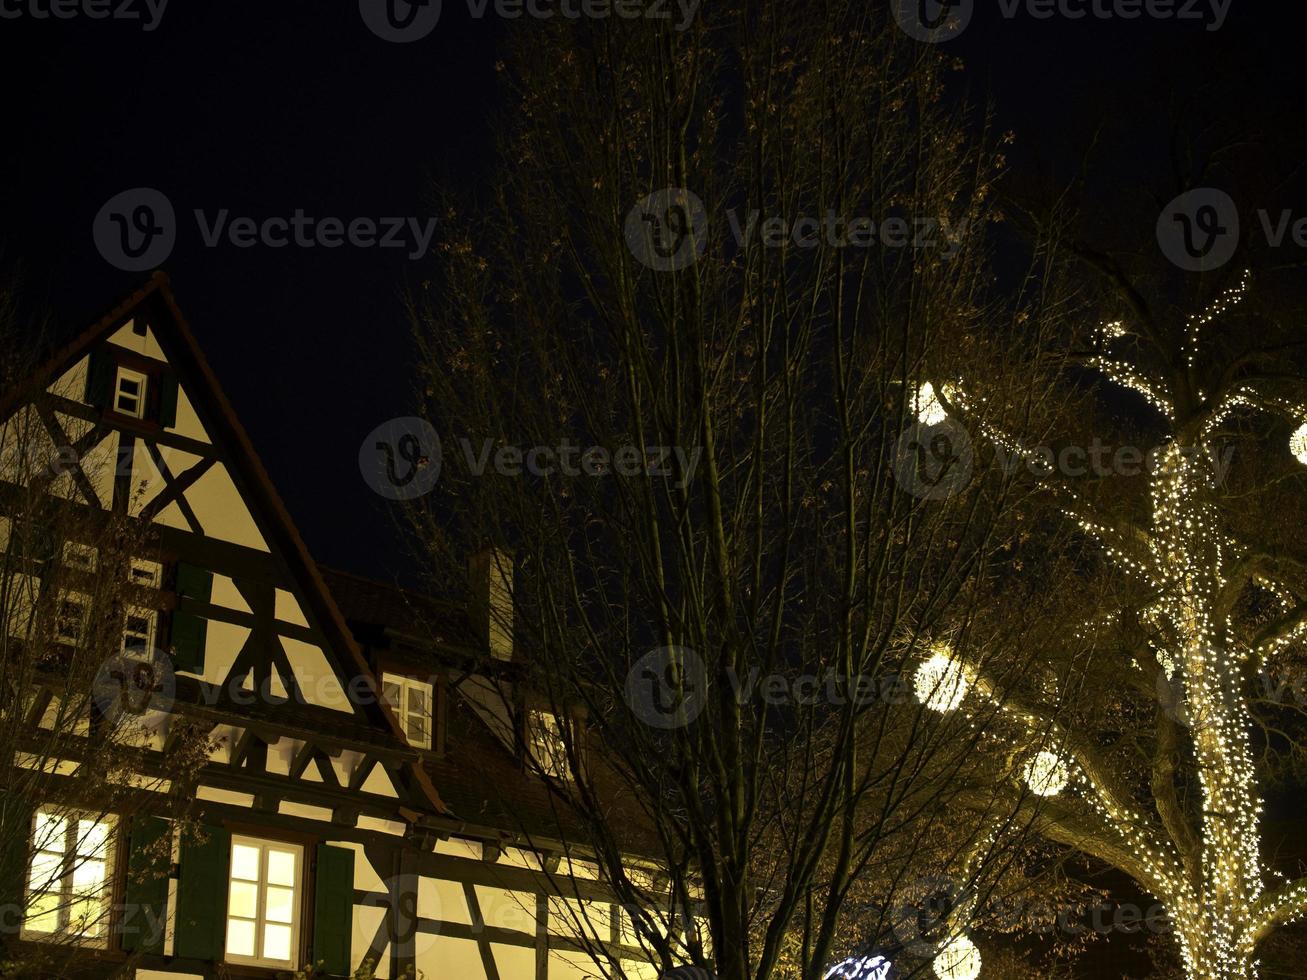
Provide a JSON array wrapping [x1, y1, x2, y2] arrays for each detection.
[[112, 366, 149, 420], [380, 673, 434, 750], [526, 708, 574, 780], [223, 834, 305, 970], [21, 807, 119, 948], [52, 590, 92, 646]]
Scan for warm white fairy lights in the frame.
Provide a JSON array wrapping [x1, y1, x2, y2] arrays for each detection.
[[932, 934, 981, 980], [925, 276, 1307, 978], [1022, 750, 1070, 797], [914, 647, 970, 712], [913, 382, 949, 426], [1290, 423, 1307, 466]]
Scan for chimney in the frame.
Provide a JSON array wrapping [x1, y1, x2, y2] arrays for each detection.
[[469, 548, 514, 661]]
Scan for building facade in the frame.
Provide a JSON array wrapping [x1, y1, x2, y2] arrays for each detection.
[[0, 274, 663, 979]]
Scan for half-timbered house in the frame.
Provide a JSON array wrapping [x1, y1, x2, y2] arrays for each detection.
[[0, 273, 668, 979]]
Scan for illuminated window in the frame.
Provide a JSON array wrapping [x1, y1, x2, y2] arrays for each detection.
[[112, 367, 148, 419], [23, 809, 116, 946], [527, 710, 571, 779], [381, 674, 432, 749], [225, 837, 302, 968]]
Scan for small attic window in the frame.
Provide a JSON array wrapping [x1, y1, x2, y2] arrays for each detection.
[[527, 710, 572, 780], [112, 367, 148, 419], [382, 674, 433, 750]]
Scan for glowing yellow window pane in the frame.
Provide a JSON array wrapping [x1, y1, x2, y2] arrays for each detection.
[[28, 849, 63, 895], [76, 820, 110, 858], [26, 888, 61, 933], [231, 844, 260, 881], [68, 894, 104, 937], [228, 880, 258, 919], [226, 917, 256, 957], [263, 922, 292, 962], [266, 848, 296, 887], [264, 885, 295, 924], [33, 813, 66, 851]]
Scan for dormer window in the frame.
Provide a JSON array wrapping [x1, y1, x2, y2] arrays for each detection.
[[527, 710, 571, 779], [381, 674, 433, 749], [112, 367, 148, 419]]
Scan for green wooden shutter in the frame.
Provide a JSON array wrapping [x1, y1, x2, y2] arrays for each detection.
[[175, 563, 213, 603], [121, 815, 171, 954], [85, 349, 114, 409], [313, 844, 355, 977], [0, 792, 34, 940], [174, 824, 230, 961], [158, 374, 180, 428], [171, 565, 213, 673], [170, 611, 208, 673]]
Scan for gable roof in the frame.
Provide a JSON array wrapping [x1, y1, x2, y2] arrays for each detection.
[[2, 272, 450, 817]]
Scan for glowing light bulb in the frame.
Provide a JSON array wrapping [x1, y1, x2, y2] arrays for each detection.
[[1291, 422, 1307, 466], [933, 935, 981, 980], [914, 382, 949, 426], [914, 648, 969, 712], [1023, 750, 1070, 797]]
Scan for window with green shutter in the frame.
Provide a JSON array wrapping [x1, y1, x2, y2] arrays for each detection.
[[158, 374, 180, 429], [175, 563, 213, 603], [312, 844, 355, 977], [174, 824, 230, 961], [84, 348, 114, 410], [170, 611, 208, 674]]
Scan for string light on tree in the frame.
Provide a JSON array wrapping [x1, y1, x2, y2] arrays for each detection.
[[932, 934, 981, 980], [913, 382, 949, 426], [914, 647, 970, 712], [1290, 422, 1307, 466], [1022, 750, 1071, 797]]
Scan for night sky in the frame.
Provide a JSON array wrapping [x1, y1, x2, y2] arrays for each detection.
[[0, 0, 1301, 586]]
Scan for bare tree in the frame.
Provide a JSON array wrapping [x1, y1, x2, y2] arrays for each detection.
[[0, 277, 208, 977], [405, 5, 1088, 980]]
